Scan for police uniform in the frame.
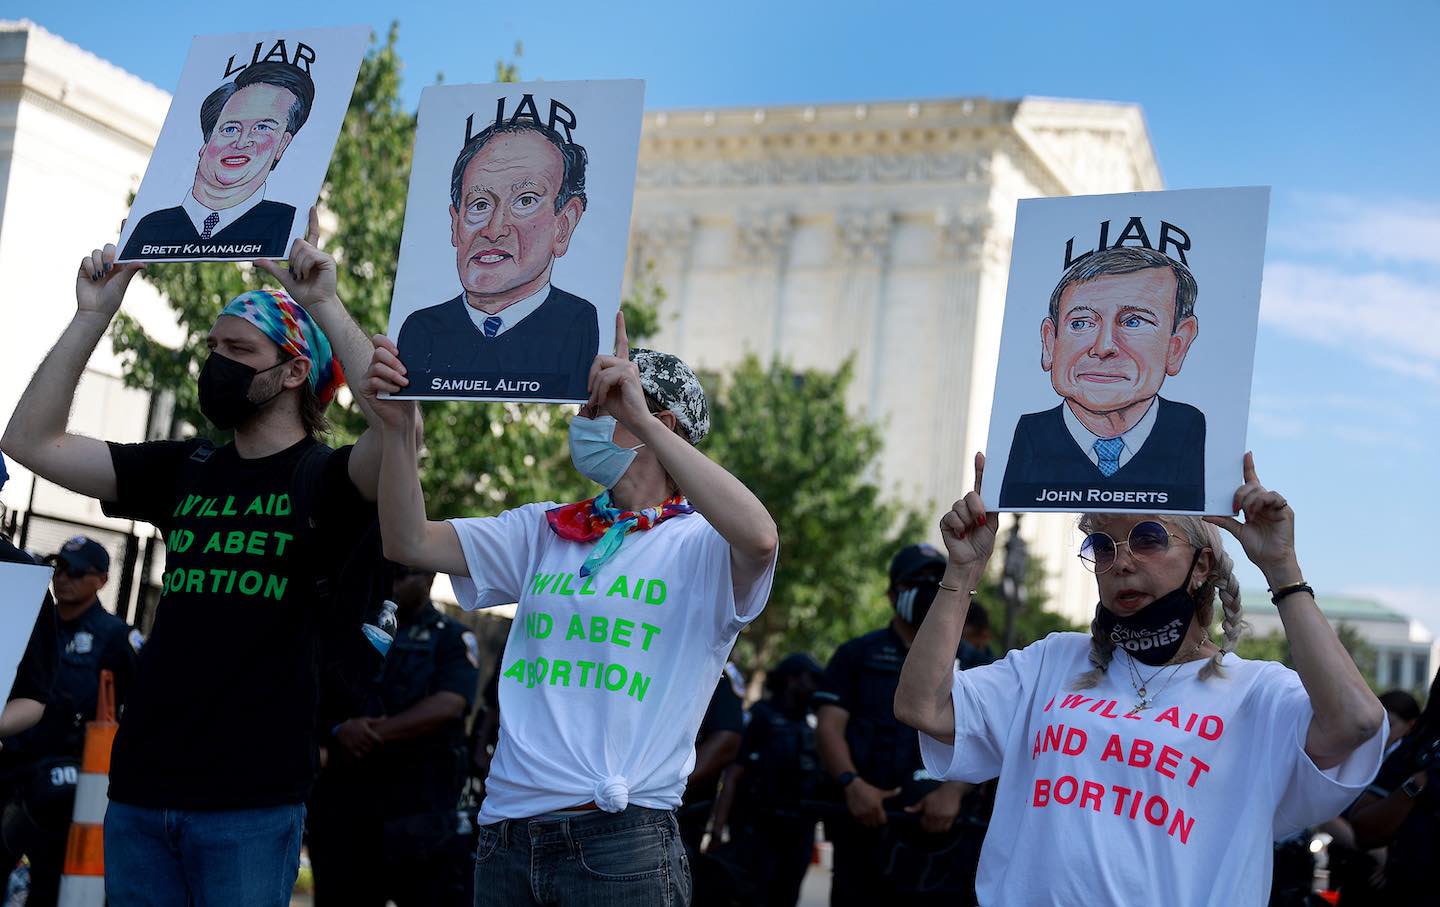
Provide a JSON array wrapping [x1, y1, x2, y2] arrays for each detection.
[[816, 625, 971, 906], [680, 671, 747, 853], [714, 697, 823, 907], [0, 596, 139, 907], [308, 603, 480, 907]]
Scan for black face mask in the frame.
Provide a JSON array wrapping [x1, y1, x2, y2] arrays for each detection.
[[198, 352, 286, 431], [1095, 548, 1204, 666], [895, 580, 940, 628]]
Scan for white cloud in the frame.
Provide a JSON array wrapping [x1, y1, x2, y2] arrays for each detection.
[[1272, 194, 1440, 269], [1260, 262, 1440, 384]]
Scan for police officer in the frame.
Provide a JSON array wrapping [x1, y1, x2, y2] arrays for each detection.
[[814, 544, 972, 907], [679, 663, 746, 855], [0, 536, 139, 907], [706, 653, 824, 907], [308, 565, 480, 907]]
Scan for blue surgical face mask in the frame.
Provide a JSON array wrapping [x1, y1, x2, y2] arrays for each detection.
[[568, 415, 645, 489]]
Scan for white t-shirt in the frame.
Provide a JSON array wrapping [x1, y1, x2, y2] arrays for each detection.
[[448, 503, 775, 824], [920, 632, 1386, 906]]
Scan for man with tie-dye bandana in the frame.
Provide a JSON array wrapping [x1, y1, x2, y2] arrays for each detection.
[[2, 210, 390, 906]]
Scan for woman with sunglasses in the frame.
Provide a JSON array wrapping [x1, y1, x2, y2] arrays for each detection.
[[895, 453, 1385, 904]]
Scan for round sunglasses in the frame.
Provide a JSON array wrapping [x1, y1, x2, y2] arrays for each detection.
[[1078, 520, 1190, 574]]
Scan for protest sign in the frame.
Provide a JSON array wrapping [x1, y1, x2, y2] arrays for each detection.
[[117, 26, 368, 262], [0, 562, 51, 703], [985, 187, 1270, 514], [386, 79, 645, 403]]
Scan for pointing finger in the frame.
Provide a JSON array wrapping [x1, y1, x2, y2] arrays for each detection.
[[614, 310, 629, 359]]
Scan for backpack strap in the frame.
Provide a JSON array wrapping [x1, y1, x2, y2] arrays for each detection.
[[289, 442, 334, 534], [288, 442, 336, 606]]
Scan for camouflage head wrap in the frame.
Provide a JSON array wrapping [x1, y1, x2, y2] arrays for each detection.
[[629, 349, 709, 445]]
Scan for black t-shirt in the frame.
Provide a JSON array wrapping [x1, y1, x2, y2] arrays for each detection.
[[734, 699, 820, 821], [101, 436, 372, 809], [2, 537, 57, 705], [1366, 741, 1439, 898], [681, 677, 746, 811], [699, 677, 745, 742]]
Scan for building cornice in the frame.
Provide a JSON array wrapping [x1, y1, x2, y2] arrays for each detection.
[[0, 20, 169, 149], [637, 96, 1160, 196]]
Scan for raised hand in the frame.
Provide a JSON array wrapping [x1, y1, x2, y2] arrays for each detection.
[[939, 452, 997, 571], [360, 334, 418, 432], [76, 242, 143, 318], [586, 311, 650, 430], [1204, 452, 1299, 583], [254, 207, 337, 308]]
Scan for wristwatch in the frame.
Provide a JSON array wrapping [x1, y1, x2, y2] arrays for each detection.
[[1401, 777, 1425, 799], [836, 771, 858, 788]]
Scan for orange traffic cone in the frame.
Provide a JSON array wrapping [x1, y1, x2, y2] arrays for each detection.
[[57, 669, 116, 907]]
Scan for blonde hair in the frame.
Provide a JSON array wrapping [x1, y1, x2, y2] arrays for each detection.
[[1070, 514, 1246, 690]]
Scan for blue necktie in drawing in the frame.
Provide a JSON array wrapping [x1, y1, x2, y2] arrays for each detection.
[[1094, 437, 1125, 477], [201, 212, 220, 240], [482, 316, 503, 338]]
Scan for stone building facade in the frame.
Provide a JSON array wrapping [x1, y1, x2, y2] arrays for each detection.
[[627, 98, 1162, 623]]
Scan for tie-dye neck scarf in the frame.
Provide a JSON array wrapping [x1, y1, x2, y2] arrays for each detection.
[[546, 490, 694, 577], [219, 289, 343, 404]]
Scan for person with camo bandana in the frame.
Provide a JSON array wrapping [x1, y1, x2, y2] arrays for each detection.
[[362, 313, 779, 907]]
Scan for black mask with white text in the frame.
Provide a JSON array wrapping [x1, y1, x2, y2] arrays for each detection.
[[1094, 548, 1204, 666], [198, 353, 286, 431]]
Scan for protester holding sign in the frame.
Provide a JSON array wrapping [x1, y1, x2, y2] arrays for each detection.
[[1, 216, 384, 906], [361, 314, 778, 906], [894, 453, 1386, 904]]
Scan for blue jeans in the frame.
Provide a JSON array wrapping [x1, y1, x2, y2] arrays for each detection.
[[103, 801, 305, 907], [473, 806, 690, 906]]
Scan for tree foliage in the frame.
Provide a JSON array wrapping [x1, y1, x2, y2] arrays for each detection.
[[1233, 622, 1381, 691], [703, 357, 924, 671]]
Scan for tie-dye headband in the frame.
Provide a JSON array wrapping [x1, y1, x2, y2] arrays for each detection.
[[219, 289, 343, 404]]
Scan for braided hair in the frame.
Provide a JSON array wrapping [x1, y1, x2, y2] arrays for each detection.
[[1070, 515, 1246, 690]]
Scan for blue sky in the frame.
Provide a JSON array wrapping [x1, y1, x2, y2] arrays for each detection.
[[13, 2, 1439, 629]]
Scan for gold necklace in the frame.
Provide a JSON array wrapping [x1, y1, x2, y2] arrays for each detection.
[[1123, 635, 1208, 718]]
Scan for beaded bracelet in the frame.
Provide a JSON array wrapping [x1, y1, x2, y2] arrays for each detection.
[[1270, 581, 1314, 605]]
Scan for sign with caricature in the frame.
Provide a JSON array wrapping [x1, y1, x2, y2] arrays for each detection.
[[117, 26, 368, 262], [385, 79, 645, 403], [984, 187, 1270, 515]]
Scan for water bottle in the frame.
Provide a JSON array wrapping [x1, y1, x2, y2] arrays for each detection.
[[362, 600, 399, 656]]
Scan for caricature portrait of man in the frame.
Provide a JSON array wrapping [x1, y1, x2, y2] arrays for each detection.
[[122, 61, 313, 260], [394, 119, 599, 399], [998, 246, 1207, 510]]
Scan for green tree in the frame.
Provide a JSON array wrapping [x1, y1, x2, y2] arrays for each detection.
[[702, 357, 924, 673], [109, 26, 656, 521], [1233, 622, 1380, 691], [984, 555, 1082, 651]]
